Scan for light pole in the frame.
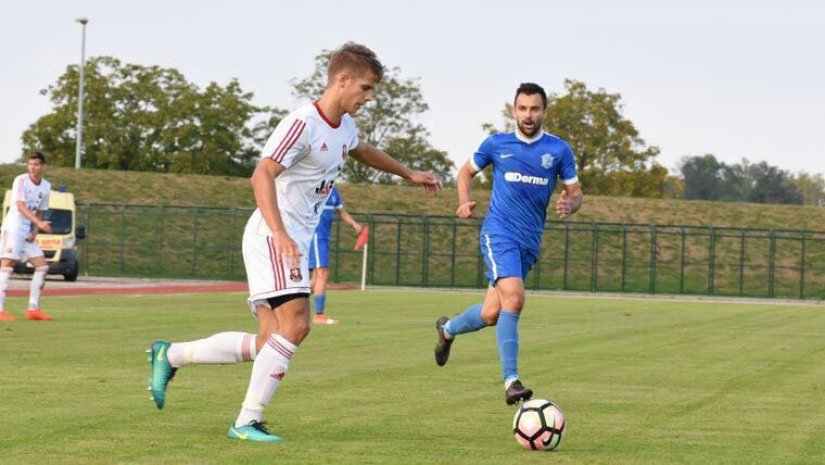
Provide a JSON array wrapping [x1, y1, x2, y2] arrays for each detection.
[[75, 16, 88, 169]]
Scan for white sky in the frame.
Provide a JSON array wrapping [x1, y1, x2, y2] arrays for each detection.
[[2, 0, 823, 176]]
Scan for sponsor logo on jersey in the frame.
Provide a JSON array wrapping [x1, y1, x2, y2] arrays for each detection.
[[289, 267, 302, 283], [320, 142, 329, 151], [500, 153, 515, 159], [541, 153, 554, 169], [504, 172, 550, 186]]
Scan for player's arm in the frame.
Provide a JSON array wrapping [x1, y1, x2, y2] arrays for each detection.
[[555, 182, 583, 219], [350, 142, 440, 194], [456, 160, 479, 219], [250, 158, 300, 260], [336, 207, 362, 233], [16, 200, 51, 234]]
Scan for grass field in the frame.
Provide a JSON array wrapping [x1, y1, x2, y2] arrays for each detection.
[[1, 290, 824, 464]]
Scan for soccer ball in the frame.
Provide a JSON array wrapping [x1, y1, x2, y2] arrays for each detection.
[[512, 399, 565, 451]]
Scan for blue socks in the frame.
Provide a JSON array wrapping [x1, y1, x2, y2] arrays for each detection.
[[496, 310, 520, 382], [444, 304, 486, 337], [313, 294, 326, 315]]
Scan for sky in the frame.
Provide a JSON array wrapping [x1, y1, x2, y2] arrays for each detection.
[[2, 0, 823, 177]]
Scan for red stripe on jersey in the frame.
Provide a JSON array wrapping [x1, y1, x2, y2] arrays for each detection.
[[270, 120, 300, 160], [273, 121, 306, 163]]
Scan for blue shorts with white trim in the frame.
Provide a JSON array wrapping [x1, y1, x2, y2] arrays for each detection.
[[309, 234, 330, 270], [479, 233, 537, 285]]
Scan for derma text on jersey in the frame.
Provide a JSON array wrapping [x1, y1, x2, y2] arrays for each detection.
[[503, 172, 550, 186]]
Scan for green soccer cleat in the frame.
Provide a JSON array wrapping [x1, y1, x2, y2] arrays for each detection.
[[227, 421, 284, 443], [148, 340, 177, 409]]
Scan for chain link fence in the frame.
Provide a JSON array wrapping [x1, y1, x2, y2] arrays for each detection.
[[76, 204, 824, 300]]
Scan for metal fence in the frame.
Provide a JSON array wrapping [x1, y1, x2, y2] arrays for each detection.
[[76, 204, 825, 300]]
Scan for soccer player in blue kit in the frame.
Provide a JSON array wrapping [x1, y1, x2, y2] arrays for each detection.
[[433, 83, 583, 405], [309, 185, 362, 325]]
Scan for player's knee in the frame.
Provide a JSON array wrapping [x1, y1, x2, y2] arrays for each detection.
[[481, 312, 499, 326], [500, 294, 525, 312]]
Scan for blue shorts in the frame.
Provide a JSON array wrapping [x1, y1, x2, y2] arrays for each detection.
[[479, 233, 537, 285], [309, 234, 330, 270]]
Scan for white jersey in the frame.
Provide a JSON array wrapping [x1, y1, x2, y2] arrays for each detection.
[[1, 174, 50, 234], [245, 102, 359, 246]]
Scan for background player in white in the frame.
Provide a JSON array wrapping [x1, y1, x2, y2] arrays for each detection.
[[0, 152, 53, 322], [148, 42, 440, 442], [433, 83, 583, 405], [309, 185, 362, 325]]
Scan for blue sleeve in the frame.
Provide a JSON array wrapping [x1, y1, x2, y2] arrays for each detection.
[[329, 186, 343, 208], [559, 143, 578, 184], [471, 136, 496, 172]]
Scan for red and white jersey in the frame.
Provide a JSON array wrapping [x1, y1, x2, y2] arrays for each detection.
[[1, 174, 50, 234], [245, 102, 359, 246]]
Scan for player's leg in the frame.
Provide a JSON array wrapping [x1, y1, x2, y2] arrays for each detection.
[[0, 231, 20, 320], [434, 287, 498, 366], [229, 231, 311, 442], [310, 235, 337, 324], [148, 233, 264, 409], [493, 277, 532, 404], [311, 267, 337, 324], [231, 294, 309, 442], [24, 252, 51, 321], [0, 257, 16, 321]]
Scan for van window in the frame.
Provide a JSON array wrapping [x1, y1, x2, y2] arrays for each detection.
[[43, 209, 73, 235]]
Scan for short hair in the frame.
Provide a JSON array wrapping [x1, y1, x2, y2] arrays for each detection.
[[28, 152, 47, 164], [328, 42, 385, 83], [514, 83, 548, 109]]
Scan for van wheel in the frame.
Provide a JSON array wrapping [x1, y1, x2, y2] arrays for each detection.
[[64, 262, 79, 282]]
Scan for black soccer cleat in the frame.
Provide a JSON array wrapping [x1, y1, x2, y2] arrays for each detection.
[[434, 316, 454, 366], [505, 379, 533, 405]]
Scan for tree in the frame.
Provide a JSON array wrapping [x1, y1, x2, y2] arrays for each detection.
[[291, 52, 453, 184], [678, 155, 804, 205], [485, 80, 671, 197], [790, 172, 825, 206], [22, 56, 271, 176], [747, 161, 803, 205], [679, 154, 723, 200]]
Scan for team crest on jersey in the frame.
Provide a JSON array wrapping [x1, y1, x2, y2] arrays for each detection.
[[540, 153, 554, 169], [289, 267, 302, 283]]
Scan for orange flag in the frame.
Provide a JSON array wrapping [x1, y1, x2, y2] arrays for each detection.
[[354, 226, 369, 251]]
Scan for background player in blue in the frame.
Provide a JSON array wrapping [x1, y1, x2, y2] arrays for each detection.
[[433, 83, 583, 405], [309, 185, 362, 324]]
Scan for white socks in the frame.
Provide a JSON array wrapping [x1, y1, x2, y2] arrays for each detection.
[[0, 267, 11, 310], [166, 332, 257, 368], [28, 266, 48, 310], [235, 334, 297, 427]]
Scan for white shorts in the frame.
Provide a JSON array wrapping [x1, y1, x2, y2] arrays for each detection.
[[0, 229, 44, 262], [242, 230, 311, 309]]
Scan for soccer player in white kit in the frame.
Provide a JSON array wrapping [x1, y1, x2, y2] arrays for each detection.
[[0, 152, 54, 322], [148, 42, 441, 442]]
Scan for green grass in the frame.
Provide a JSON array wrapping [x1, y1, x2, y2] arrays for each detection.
[[1, 290, 824, 464]]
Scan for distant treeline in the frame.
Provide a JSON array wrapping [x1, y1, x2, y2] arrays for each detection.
[[678, 154, 824, 206]]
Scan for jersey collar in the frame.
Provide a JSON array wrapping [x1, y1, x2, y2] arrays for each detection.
[[514, 130, 545, 145]]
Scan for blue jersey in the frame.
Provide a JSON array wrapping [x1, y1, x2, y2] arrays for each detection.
[[315, 186, 343, 240], [472, 131, 578, 252]]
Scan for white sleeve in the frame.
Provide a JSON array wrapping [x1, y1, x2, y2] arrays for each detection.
[[261, 115, 310, 169], [12, 176, 25, 202]]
